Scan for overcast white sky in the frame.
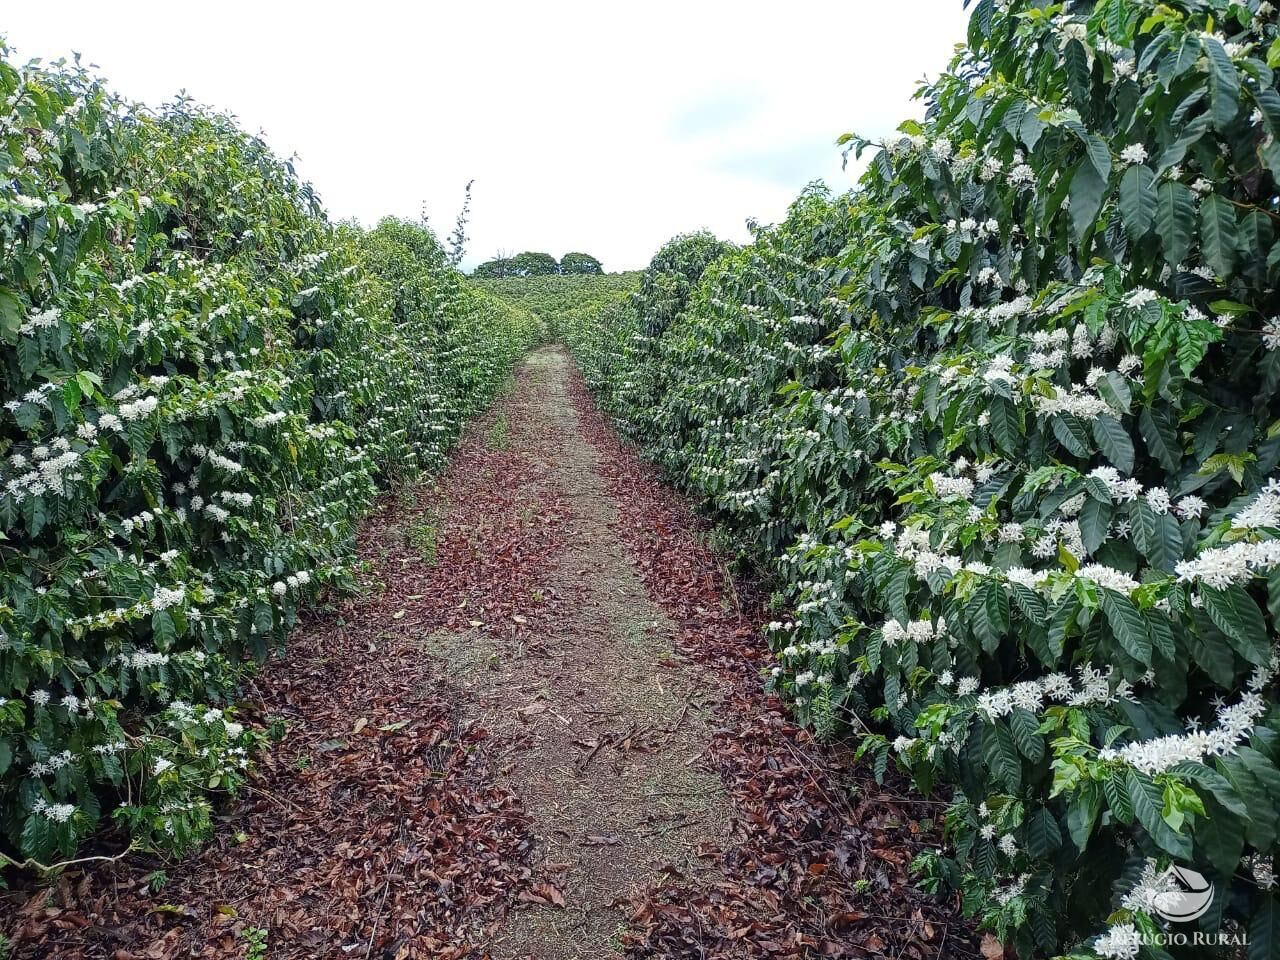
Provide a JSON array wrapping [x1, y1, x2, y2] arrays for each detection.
[[3, 2, 972, 272]]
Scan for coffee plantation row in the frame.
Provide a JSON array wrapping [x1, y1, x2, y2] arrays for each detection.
[[563, 1, 1280, 957], [0, 48, 539, 868]]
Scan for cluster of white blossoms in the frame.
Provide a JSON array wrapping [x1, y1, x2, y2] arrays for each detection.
[[117, 509, 160, 535], [117, 395, 159, 422], [1087, 466, 1151, 505], [889, 664, 1148, 768], [1091, 843, 1270, 957], [1030, 516, 1087, 562], [3, 446, 84, 502], [31, 797, 77, 823], [269, 569, 311, 597], [994, 872, 1032, 906], [725, 483, 772, 513], [1174, 481, 1280, 588], [880, 617, 946, 647], [976, 266, 1003, 287], [19, 305, 61, 335], [1099, 652, 1279, 774], [1089, 859, 1193, 959], [974, 664, 1137, 720], [1176, 537, 1280, 589], [115, 649, 170, 670], [945, 216, 1002, 240], [1093, 923, 1143, 960], [66, 583, 187, 631], [249, 410, 287, 427], [29, 749, 74, 777], [189, 444, 244, 474], [1118, 143, 1149, 166], [1119, 859, 1187, 915], [892, 523, 965, 580], [1231, 480, 1280, 529], [928, 471, 976, 500]]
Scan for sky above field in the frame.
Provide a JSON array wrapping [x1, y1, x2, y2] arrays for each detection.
[[3, 1, 973, 271]]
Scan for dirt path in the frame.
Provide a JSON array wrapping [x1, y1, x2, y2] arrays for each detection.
[[3, 345, 975, 960], [424, 347, 733, 959]]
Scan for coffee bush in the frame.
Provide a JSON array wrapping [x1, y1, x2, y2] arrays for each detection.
[[566, 1, 1280, 956], [0, 49, 535, 869]]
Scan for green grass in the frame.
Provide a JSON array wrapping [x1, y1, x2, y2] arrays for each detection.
[[408, 519, 439, 563], [487, 415, 510, 450]]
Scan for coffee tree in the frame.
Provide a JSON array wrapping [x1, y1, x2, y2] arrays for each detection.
[[565, 1, 1280, 956], [0, 49, 535, 869]]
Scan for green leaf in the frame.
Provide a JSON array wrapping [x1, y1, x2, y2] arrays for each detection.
[[989, 396, 1022, 455], [1200, 193, 1237, 277], [1064, 41, 1094, 107], [1221, 753, 1279, 848], [1105, 0, 1133, 46], [1196, 796, 1246, 876], [1157, 114, 1211, 172], [1249, 895, 1280, 960], [1236, 746, 1280, 805], [1203, 36, 1242, 130], [1051, 412, 1092, 457], [1168, 761, 1247, 817], [1147, 614, 1176, 661], [1101, 590, 1152, 665], [1080, 497, 1112, 554], [1097, 371, 1132, 414], [1010, 583, 1047, 624], [1009, 708, 1045, 763], [1126, 768, 1191, 857], [1081, 133, 1112, 184], [1103, 767, 1134, 823], [983, 721, 1023, 792], [1140, 407, 1181, 472], [1092, 415, 1135, 473], [885, 565, 910, 625], [1192, 626, 1238, 687], [151, 610, 178, 649], [1259, 87, 1280, 139], [1156, 180, 1196, 266], [1085, 474, 1114, 503], [1202, 585, 1270, 665], [1176, 316, 1220, 376], [1119, 164, 1156, 238], [1069, 159, 1107, 243], [0, 287, 22, 343], [971, 580, 1011, 653], [1066, 783, 1102, 850], [1025, 807, 1062, 858], [1130, 502, 1183, 571], [62, 378, 82, 418]]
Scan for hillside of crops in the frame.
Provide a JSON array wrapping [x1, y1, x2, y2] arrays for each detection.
[[471, 270, 641, 337], [562, 1, 1280, 958]]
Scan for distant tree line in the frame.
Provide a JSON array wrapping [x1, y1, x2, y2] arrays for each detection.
[[472, 250, 603, 277]]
